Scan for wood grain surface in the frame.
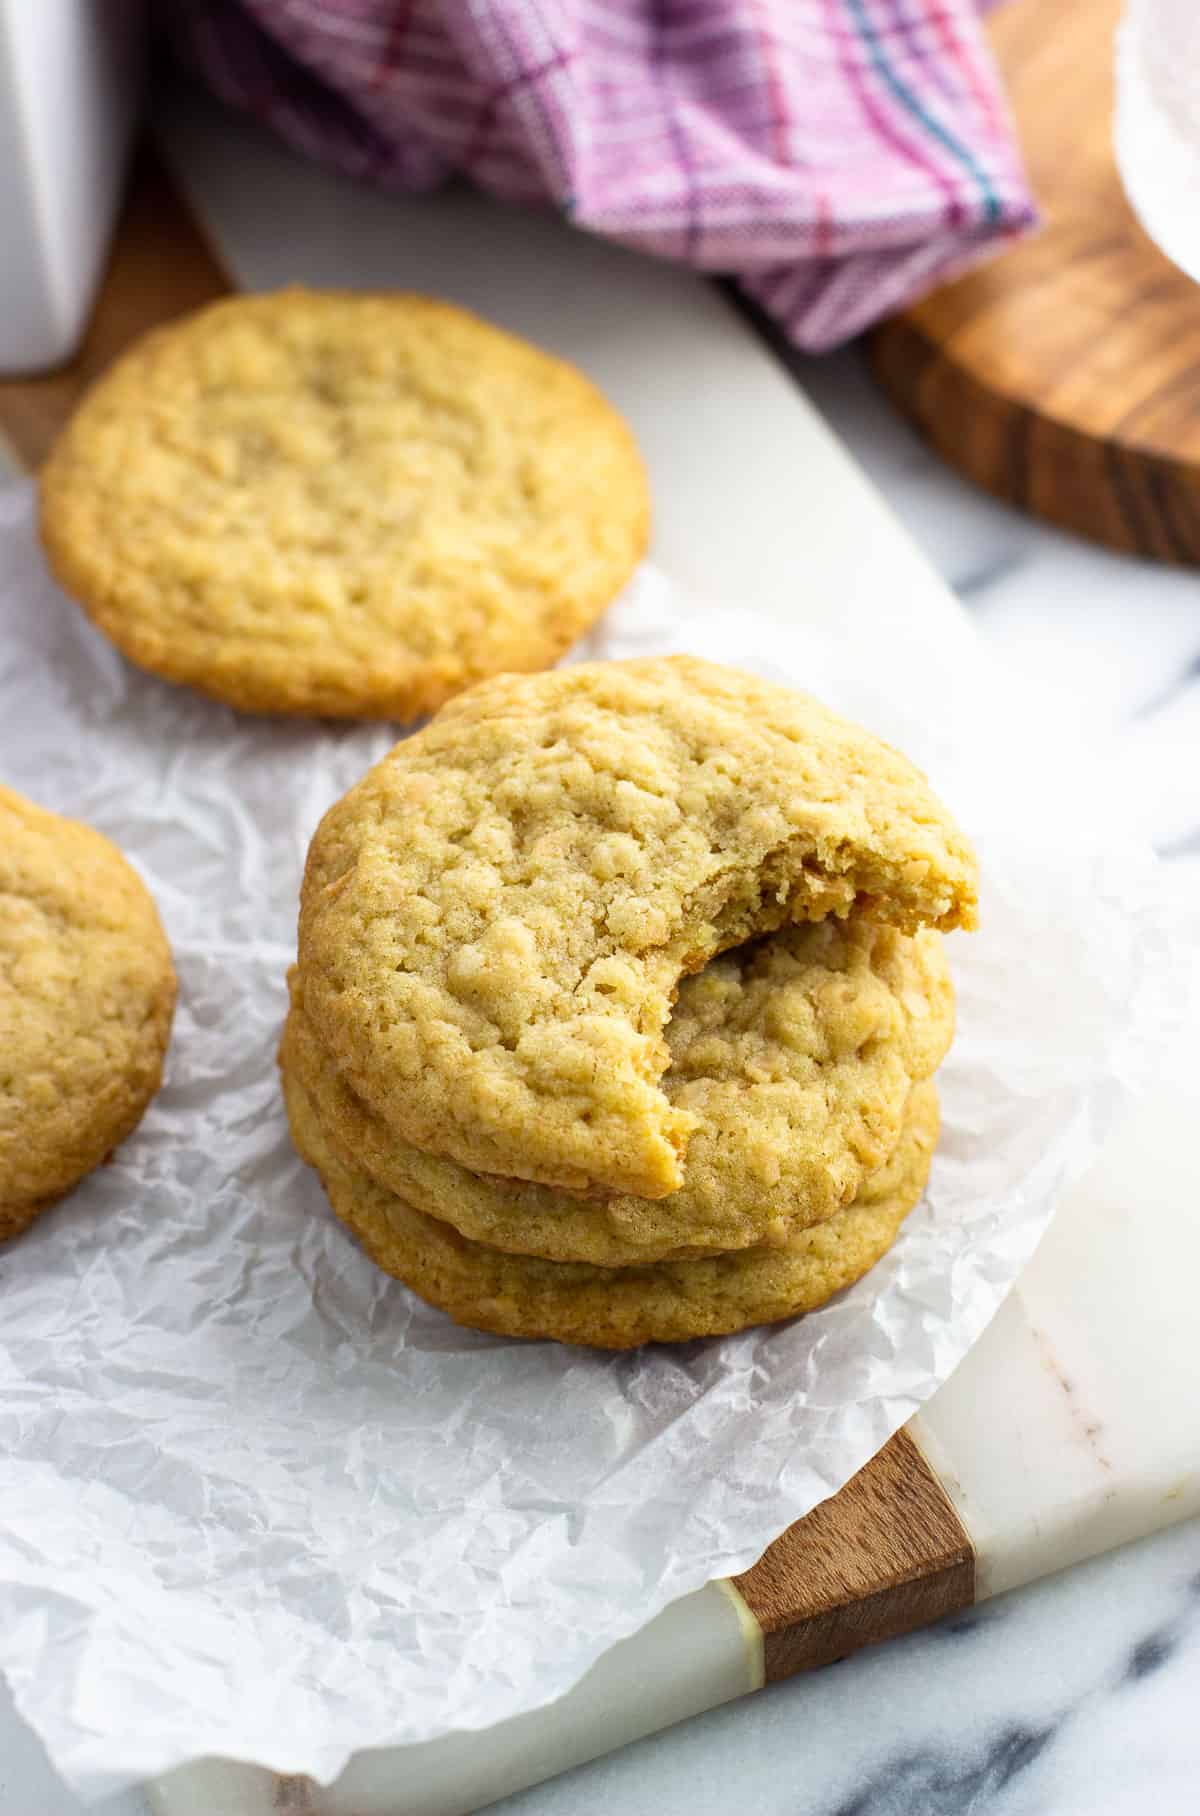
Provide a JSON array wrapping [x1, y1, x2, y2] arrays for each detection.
[[734, 1430, 974, 1679], [1, 134, 978, 1679], [869, 0, 1200, 563]]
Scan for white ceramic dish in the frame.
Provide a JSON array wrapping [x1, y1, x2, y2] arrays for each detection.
[[0, 0, 143, 376]]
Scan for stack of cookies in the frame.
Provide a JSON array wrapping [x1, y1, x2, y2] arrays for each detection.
[[281, 656, 977, 1348]]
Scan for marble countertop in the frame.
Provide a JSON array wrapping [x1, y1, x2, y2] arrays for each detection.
[[5, 347, 1198, 1816]]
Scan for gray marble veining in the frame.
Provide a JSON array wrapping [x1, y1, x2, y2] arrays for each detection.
[[494, 1519, 1200, 1816]]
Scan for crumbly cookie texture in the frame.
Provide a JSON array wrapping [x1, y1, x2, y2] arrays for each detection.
[[0, 787, 176, 1236], [38, 289, 649, 720], [282, 916, 952, 1263], [284, 1066, 938, 1348], [298, 657, 976, 1200]]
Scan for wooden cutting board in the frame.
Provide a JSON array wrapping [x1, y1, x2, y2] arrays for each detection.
[[868, 0, 1200, 563], [4, 95, 1196, 1816]]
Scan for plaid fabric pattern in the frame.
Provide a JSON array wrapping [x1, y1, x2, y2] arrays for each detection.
[[170, 0, 1034, 350]]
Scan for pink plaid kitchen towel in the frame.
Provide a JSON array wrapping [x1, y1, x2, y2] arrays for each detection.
[[170, 0, 1034, 350]]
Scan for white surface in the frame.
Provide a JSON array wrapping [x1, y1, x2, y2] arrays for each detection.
[[0, 0, 142, 375], [1, 101, 1198, 1816], [913, 1069, 1200, 1598], [149, 1584, 759, 1816]]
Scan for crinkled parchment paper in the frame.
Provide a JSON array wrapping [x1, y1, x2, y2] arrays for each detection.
[[0, 487, 1187, 1799]]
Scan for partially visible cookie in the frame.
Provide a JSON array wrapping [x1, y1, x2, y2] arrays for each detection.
[[39, 289, 649, 720], [0, 787, 176, 1237], [299, 656, 977, 1201], [283, 1066, 939, 1348], [281, 917, 953, 1263]]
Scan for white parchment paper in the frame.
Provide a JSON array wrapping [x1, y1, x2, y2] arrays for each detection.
[[0, 485, 1187, 1800]]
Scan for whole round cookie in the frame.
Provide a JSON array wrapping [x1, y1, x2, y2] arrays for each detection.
[[282, 916, 953, 1264], [0, 787, 176, 1238], [284, 1068, 939, 1348], [39, 290, 649, 720], [299, 656, 977, 1200]]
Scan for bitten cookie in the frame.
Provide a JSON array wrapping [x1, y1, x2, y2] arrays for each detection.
[[283, 1066, 939, 1349], [39, 289, 649, 720], [0, 786, 176, 1237], [298, 657, 977, 1201], [282, 916, 954, 1264]]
